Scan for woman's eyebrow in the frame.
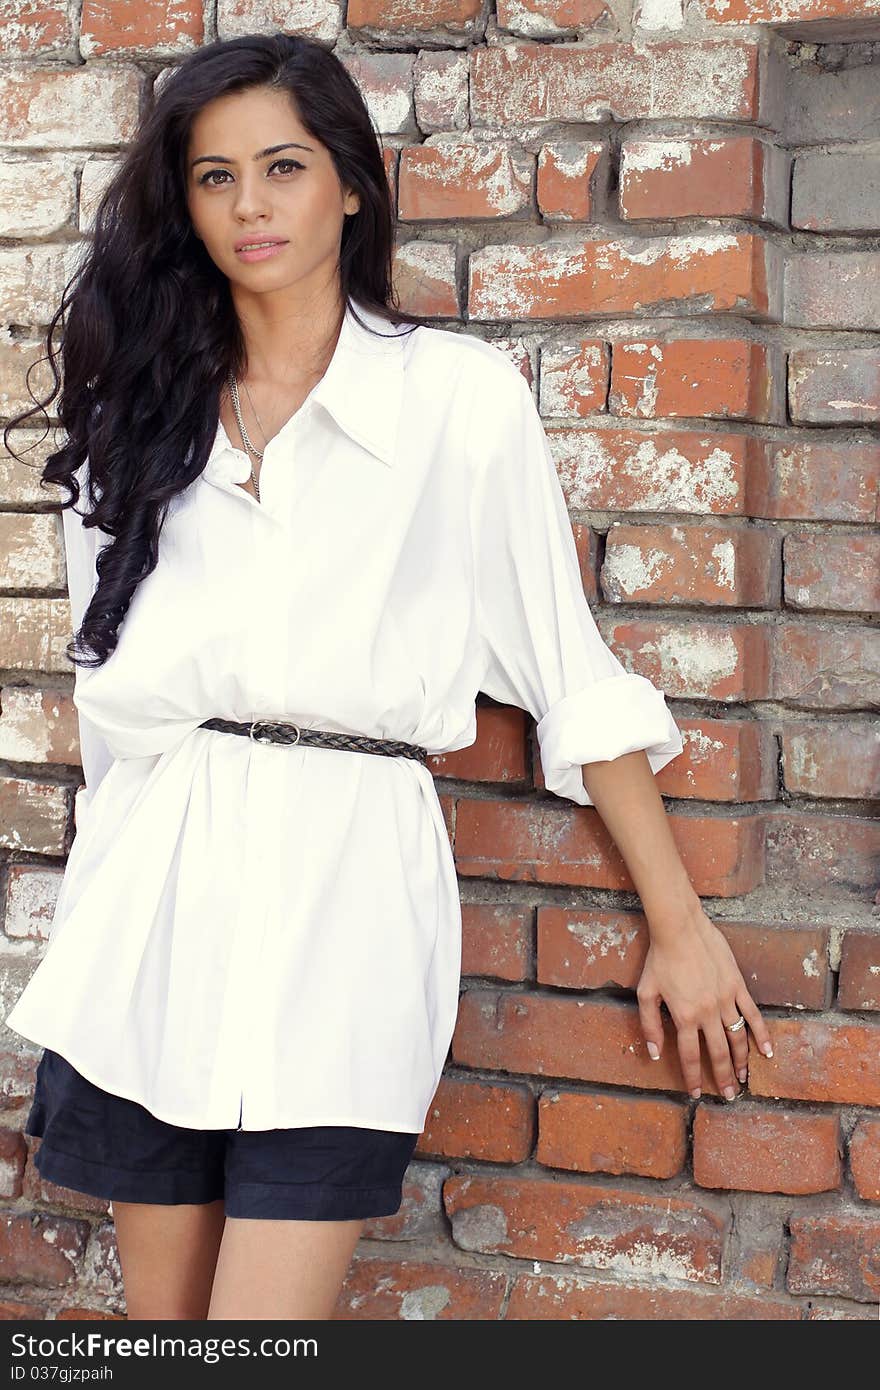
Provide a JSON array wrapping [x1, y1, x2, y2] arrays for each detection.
[[190, 141, 314, 169]]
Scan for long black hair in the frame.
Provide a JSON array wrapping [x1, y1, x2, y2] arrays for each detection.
[[3, 32, 426, 669]]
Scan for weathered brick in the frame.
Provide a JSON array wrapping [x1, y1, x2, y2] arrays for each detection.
[[788, 1213, 880, 1303], [418, 1076, 534, 1162], [3, 862, 63, 944], [610, 338, 782, 423], [80, 0, 203, 56], [849, 1117, 880, 1201], [596, 616, 772, 701], [838, 930, 880, 1012], [336, 1256, 508, 1319], [538, 338, 609, 416], [0, 341, 55, 420], [444, 1172, 728, 1283], [781, 722, 880, 800], [455, 800, 766, 896], [789, 349, 880, 425], [454, 989, 734, 1100], [536, 140, 605, 221], [79, 157, 122, 234], [693, 1103, 841, 1194], [0, 64, 142, 147], [506, 1273, 800, 1319], [620, 136, 788, 226], [0, 776, 70, 855], [216, 0, 341, 45], [0, 513, 64, 588], [0, 1, 73, 54], [393, 240, 458, 316], [537, 1088, 687, 1179], [469, 233, 780, 321], [0, 1212, 89, 1287], [552, 426, 763, 514], [537, 909, 830, 1010], [642, 717, 778, 803], [428, 703, 528, 787], [748, 1015, 880, 1107], [361, 1162, 449, 1243], [793, 151, 880, 233], [0, 685, 81, 770], [785, 252, 880, 331], [399, 137, 532, 221], [783, 532, 879, 613], [772, 623, 880, 708], [413, 49, 469, 132], [0, 597, 74, 673], [338, 49, 416, 136], [496, 0, 601, 36], [601, 520, 781, 607], [0, 1128, 27, 1199], [0, 158, 75, 237], [0, 245, 85, 329], [460, 901, 531, 982], [751, 439, 879, 523], [470, 40, 765, 124], [764, 813, 879, 891], [348, 0, 482, 31]]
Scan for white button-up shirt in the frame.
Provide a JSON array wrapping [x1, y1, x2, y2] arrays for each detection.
[[6, 295, 683, 1132]]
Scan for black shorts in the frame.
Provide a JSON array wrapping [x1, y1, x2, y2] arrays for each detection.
[[25, 1049, 420, 1221]]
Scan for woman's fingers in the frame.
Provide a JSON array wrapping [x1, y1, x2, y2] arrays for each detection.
[[704, 1016, 741, 1100], [722, 1000, 751, 1083], [636, 988, 666, 1063], [675, 1024, 703, 1099], [737, 987, 774, 1059]]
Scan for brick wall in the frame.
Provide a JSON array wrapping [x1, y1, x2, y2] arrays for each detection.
[[1, 1, 878, 1321]]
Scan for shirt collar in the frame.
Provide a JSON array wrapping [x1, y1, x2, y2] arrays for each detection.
[[204, 294, 408, 484]]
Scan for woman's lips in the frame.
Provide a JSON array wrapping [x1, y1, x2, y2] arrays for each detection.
[[235, 240, 288, 262]]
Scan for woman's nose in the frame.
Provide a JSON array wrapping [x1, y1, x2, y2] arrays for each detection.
[[232, 175, 272, 219]]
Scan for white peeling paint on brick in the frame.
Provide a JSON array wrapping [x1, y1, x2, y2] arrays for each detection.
[[639, 626, 740, 688], [558, 432, 741, 514], [802, 950, 820, 979], [5, 865, 62, 943], [399, 1285, 453, 1319], [605, 543, 671, 597], [418, 136, 531, 214], [217, 0, 343, 45], [565, 918, 641, 960], [710, 540, 736, 592], [634, 0, 685, 31], [540, 142, 599, 179], [1, 65, 142, 148]]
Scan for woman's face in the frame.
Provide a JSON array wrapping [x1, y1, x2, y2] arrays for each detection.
[[185, 84, 360, 296]]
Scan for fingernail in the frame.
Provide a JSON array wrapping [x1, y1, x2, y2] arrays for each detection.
[[737, 1068, 748, 1083], [723, 1085, 738, 1101], [646, 1041, 660, 1060], [762, 1043, 774, 1058], [690, 1088, 701, 1099]]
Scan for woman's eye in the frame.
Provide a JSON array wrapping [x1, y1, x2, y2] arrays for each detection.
[[197, 159, 303, 187]]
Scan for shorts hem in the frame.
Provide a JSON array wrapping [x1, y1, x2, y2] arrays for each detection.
[[223, 1180, 405, 1221], [34, 1144, 224, 1207]]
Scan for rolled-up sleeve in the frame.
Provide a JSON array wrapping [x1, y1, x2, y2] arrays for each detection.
[[61, 463, 115, 821], [469, 356, 684, 807]]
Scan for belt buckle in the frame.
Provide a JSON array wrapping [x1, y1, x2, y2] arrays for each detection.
[[248, 719, 301, 746]]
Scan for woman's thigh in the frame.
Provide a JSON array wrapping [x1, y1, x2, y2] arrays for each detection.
[[207, 1215, 365, 1319], [112, 1197, 227, 1320]]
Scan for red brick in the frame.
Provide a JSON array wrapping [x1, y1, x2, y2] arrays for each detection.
[[427, 703, 528, 787], [361, 1164, 447, 1243], [454, 989, 731, 1100], [0, 1213, 89, 1287], [336, 1256, 507, 1320], [399, 139, 531, 220], [0, 2, 72, 54], [348, 0, 481, 28], [0, 1129, 26, 1199], [772, 624, 880, 709], [764, 812, 879, 891], [537, 909, 830, 1010], [506, 1273, 800, 1319], [413, 50, 469, 132], [601, 520, 781, 607], [0, 777, 69, 855], [701, 0, 880, 24], [393, 241, 458, 317], [693, 1103, 841, 1194], [537, 1088, 687, 1178], [418, 1077, 534, 1162], [838, 931, 880, 1011], [0, 686, 81, 770], [610, 338, 781, 423], [748, 1015, 880, 1108], [537, 338, 609, 416], [597, 616, 772, 701], [553, 425, 763, 514], [0, 1299, 47, 1319], [55, 1307, 125, 1320], [80, 0, 202, 55], [783, 532, 880, 613], [496, 0, 607, 32], [536, 140, 604, 220], [444, 1172, 728, 1283], [460, 902, 531, 982], [571, 521, 601, 602], [620, 136, 783, 223], [781, 723, 880, 800], [849, 1118, 880, 1201], [645, 717, 778, 803], [788, 1213, 880, 1302], [0, 64, 142, 147], [455, 799, 766, 897], [751, 439, 879, 523], [470, 40, 764, 124], [470, 233, 779, 321]]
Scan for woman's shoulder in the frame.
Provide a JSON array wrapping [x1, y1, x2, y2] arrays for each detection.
[[405, 320, 526, 398]]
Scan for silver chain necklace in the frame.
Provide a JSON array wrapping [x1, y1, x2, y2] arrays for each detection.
[[227, 372, 265, 502]]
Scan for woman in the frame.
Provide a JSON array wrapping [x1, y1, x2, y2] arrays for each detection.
[[4, 33, 772, 1320]]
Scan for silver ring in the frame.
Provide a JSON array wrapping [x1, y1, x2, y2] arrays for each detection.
[[725, 1015, 746, 1034]]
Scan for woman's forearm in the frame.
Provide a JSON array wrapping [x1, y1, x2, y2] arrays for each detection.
[[580, 749, 702, 939]]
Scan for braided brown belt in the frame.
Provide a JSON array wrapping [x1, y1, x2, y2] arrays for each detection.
[[199, 717, 430, 765]]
